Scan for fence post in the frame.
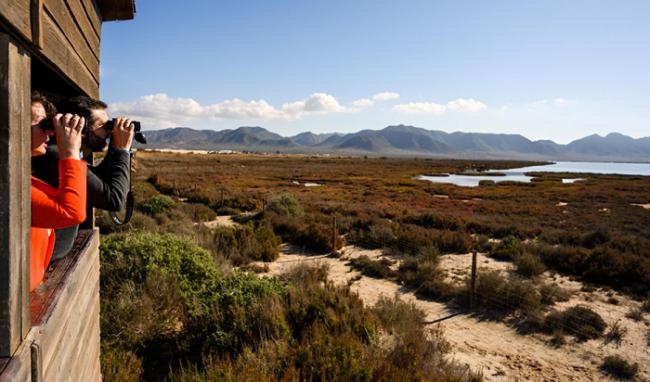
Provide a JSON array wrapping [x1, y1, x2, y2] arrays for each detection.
[[470, 250, 477, 309], [331, 215, 337, 253]]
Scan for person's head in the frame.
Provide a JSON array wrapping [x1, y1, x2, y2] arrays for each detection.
[[31, 91, 56, 156], [59, 96, 109, 151]]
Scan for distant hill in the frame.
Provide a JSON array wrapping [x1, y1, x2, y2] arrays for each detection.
[[137, 125, 650, 162]]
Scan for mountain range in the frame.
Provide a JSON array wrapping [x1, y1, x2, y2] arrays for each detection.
[[137, 125, 650, 162]]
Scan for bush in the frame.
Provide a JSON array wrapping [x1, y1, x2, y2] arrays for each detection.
[[349, 256, 396, 279], [397, 256, 456, 300], [605, 321, 627, 346], [545, 305, 606, 341], [600, 355, 638, 380], [139, 194, 175, 215], [539, 283, 571, 305], [199, 223, 281, 265], [515, 253, 546, 278], [265, 193, 303, 216], [471, 271, 542, 314], [489, 236, 522, 260]]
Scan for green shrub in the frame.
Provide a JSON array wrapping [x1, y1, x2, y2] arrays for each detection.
[[139, 194, 175, 215], [100, 348, 143, 382], [178, 203, 217, 222], [600, 355, 638, 380], [545, 305, 606, 341], [470, 271, 542, 314], [539, 283, 572, 305], [515, 253, 546, 278], [265, 193, 303, 216], [199, 223, 280, 265], [397, 256, 456, 300], [489, 236, 522, 260], [349, 256, 396, 279]]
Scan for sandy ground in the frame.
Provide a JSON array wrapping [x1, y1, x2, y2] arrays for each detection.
[[201, 216, 237, 229], [632, 203, 650, 210], [255, 246, 650, 382]]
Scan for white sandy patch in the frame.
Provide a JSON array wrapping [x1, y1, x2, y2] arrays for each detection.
[[202, 215, 237, 229], [631, 203, 650, 210], [255, 245, 649, 381]]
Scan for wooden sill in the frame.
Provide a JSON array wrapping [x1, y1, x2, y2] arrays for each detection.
[[30, 229, 98, 325]]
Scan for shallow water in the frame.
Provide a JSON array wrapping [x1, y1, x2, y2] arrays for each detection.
[[418, 161, 650, 187]]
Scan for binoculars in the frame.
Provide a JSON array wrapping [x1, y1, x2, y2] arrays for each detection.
[[38, 117, 147, 145]]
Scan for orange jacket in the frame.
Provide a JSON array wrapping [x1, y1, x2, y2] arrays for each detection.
[[30, 158, 87, 291]]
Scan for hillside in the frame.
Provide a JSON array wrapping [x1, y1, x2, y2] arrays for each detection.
[[138, 125, 650, 162]]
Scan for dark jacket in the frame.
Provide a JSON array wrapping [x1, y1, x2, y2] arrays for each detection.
[[32, 144, 130, 259], [32, 144, 130, 211]]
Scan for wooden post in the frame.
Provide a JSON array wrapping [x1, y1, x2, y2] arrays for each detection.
[[30, 0, 44, 49], [470, 250, 477, 309], [331, 215, 337, 253], [0, 33, 32, 357]]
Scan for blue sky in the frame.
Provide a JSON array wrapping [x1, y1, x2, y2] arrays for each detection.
[[100, 0, 650, 143]]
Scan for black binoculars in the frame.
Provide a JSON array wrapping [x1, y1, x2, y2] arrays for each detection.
[[38, 117, 147, 145]]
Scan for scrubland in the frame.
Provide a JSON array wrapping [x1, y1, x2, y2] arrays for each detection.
[[98, 151, 650, 381]]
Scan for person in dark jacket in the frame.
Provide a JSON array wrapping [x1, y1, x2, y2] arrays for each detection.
[[32, 96, 135, 260]]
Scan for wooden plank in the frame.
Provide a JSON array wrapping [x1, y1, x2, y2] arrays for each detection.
[[0, 33, 31, 358], [50, 289, 99, 382], [42, 264, 99, 380], [30, 0, 44, 49], [35, 231, 98, 370], [30, 230, 95, 324], [40, 10, 98, 97], [96, 0, 135, 21], [64, 0, 100, 54], [80, 0, 101, 38], [0, 339, 31, 382], [0, 0, 32, 42], [43, 0, 99, 78], [37, 241, 99, 374], [74, 298, 100, 382]]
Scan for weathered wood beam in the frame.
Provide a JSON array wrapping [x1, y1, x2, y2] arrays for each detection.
[[30, 0, 43, 49], [0, 33, 31, 358]]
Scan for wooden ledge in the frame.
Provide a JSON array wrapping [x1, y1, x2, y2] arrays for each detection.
[[30, 228, 98, 325]]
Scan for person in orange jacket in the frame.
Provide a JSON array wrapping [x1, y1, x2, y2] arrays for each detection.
[[30, 92, 87, 291]]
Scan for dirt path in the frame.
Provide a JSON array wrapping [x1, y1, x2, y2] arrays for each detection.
[[257, 245, 650, 382], [201, 216, 237, 229]]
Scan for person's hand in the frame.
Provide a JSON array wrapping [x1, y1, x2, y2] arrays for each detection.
[[54, 113, 84, 159], [110, 116, 134, 150]]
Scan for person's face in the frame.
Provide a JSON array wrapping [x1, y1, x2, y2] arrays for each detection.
[[31, 102, 54, 156], [85, 108, 109, 151]]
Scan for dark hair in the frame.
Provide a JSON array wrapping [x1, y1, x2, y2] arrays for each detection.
[[31, 90, 56, 117], [58, 96, 108, 124]]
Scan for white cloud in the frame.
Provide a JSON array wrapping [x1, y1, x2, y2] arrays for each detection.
[[394, 98, 487, 115], [372, 92, 400, 101], [446, 98, 487, 112], [351, 98, 374, 107], [282, 93, 346, 116], [394, 102, 447, 115]]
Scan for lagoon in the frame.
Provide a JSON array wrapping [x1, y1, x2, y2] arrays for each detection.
[[417, 161, 650, 187]]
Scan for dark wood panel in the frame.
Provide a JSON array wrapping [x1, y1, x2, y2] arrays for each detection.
[[43, 0, 99, 76], [0, 33, 31, 358], [40, 12, 98, 97], [81, 0, 101, 38], [0, 0, 31, 42], [65, 0, 100, 52], [97, 0, 135, 21], [0, 339, 31, 382]]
